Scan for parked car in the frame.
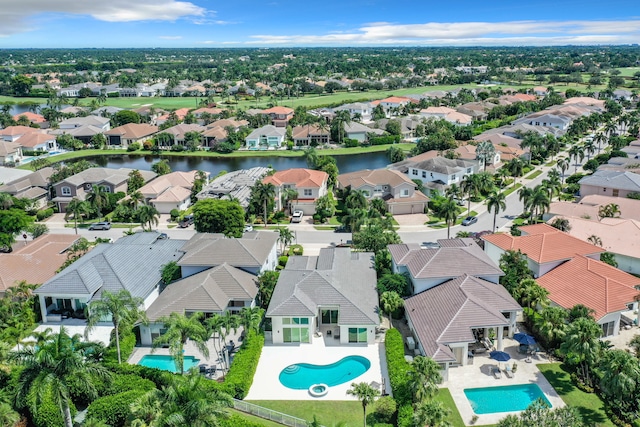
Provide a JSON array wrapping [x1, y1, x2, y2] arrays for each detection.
[[334, 225, 349, 233], [178, 214, 194, 228], [243, 224, 254, 232], [461, 216, 478, 226], [88, 221, 111, 230], [157, 233, 169, 240], [291, 210, 304, 223]]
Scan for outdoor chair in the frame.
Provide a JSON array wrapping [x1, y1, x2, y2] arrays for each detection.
[[492, 367, 502, 379], [504, 365, 514, 378]]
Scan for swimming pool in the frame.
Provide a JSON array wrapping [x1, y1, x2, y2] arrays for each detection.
[[279, 355, 371, 390], [464, 384, 552, 414], [138, 354, 200, 373]]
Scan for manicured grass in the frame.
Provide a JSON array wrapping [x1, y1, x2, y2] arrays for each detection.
[[434, 388, 473, 427], [538, 363, 614, 427], [313, 226, 335, 230], [524, 170, 543, 180], [64, 222, 139, 229], [545, 160, 557, 167], [246, 400, 363, 426], [230, 409, 286, 427], [502, 183, 522, 196]]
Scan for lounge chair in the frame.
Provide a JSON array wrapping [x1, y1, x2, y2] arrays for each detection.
[[504, 365, 514, 378], [492, 367, 502, 379]]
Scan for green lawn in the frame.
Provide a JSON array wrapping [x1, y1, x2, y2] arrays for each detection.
[[524, 170, 543, 180], [230, 409, 286, 427], [246, 400, 362, 426], [502, 183, 522, 196], [537, 363, 614, 427]]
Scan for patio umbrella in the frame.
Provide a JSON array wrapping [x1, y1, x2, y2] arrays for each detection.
[[514, 333, 536, 346], [490, 350, 511, 368]]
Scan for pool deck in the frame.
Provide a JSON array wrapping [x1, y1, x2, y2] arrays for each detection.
[[246, 335, 389, 401], [444, 337, 564, 426]]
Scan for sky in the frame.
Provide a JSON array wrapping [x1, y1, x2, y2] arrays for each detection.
[[1, 0, 639, 48]]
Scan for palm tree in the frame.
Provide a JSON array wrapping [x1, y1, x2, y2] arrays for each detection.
[[587, 235, 603, 247], [253, 182, 276, 227], [437, 197, 459, 239], [343, 208, 366, 233], [556, 158, 569, 184], [281, 188, 298, 214], [345, 190, 368, 210], [529, 185, 550, 222], [278, 226, 294, 254], [408, 355, 442, 404], [506, 158, 524, 188], [63, 198, 90, 235], [238, 307, 263, 335], [445, 183, 462, 201], [25, 327, 54, 348], [460, 174, 481, 217], [86, 185, 110, 220], [486, 190, 506, 232], [568, 145, 585, 174], [131, 373, 232, 427], [600, 350, 640, 412], [534, 306, 568, 348], [516, 278, 550, 310], [85, 290, 148, 364], [153, 312, 210, 374], [0, 192, 14, 210], [380, 291, 403, 325], [476, 140, 496, 171], [593, 132, 606, 154], [413, 400, 452, 427], [545, 169, 563, 201], [583, 140, 596, 161], [137, 204, 160, 231], [10, 327, 111, 427], [205, 314, 225, 369], [369, 198, 387, 217], [560, 317, 602, 386], [346, 382, 380, 427], [0, 403, 20, 427]]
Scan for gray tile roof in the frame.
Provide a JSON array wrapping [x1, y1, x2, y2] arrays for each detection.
[[196, 167, 270, 208], [57, 167, 156, 187], [579, 170, 640, 192], [389, 240, 503, 280], [178, 231, 278, 270], [393, 156, 476, 175], [267, 248, 378, 325], [145, 263, 258, 321], [404, 274, 521, 362], [35, 232, 186, 301], [246, 125, 286, 139]]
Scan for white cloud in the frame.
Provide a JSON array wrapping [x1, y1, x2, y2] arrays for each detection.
[[0, 0, 207, 36], [247, 19, 640, 46], [159, 36, 183, 40]]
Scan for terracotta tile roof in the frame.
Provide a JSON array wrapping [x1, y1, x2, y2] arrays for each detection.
[[263, 168, 328, 188], [104, 123, 158, 139], [291, 124, 330, 139], [151, 186, 191, 203], [0, 234, 79, 293], [420, 106, 456, 115], [12, 112, 46, 123], [537, 255, 640, 320], [0, 126, 41, 137], [14, 132, 55, 148], [262, 106, 294, 115], [481, 224, 604, 264], [380, 96, 411, 104], [337, 169, 415, 189]]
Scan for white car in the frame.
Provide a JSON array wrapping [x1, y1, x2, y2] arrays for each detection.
[[291, 210, 304, 223], [243, 224, 254, 232]]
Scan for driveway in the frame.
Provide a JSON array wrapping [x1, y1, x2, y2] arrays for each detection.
[[393, 213, 428, 227]]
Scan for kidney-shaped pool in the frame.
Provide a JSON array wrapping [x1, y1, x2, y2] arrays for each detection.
[[279, 355, 371, 390]]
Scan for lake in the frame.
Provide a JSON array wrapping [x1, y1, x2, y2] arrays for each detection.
[[83, 151, 392, 176]]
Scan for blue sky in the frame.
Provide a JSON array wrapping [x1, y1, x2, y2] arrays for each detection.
[[1, 0, 639, 48]]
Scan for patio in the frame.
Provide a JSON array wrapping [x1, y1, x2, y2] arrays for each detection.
[[445, 336, 565, 426], [30, 318, 113, 346], [245, 335, 389, 401]]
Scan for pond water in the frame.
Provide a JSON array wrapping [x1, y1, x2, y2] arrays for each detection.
[[83, 150, 392, 176]]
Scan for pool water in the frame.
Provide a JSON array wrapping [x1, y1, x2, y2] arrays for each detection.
[[138, 354, 200, 373], [279, 355, 371, 390], [464, 384, 552, 414]]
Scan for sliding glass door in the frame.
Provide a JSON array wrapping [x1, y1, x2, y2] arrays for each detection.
[[348, 327, 368, 343]]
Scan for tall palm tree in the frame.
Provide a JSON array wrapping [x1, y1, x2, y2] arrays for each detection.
[[529, 185, 550, 222], [137, 204, 160, 231], [568, 145, 585, 174], [486, 190, 507, 232], [277, 226, 295, 254], [86, 185, 110, 220], [346, 382, 380, 427], [153, 312, 210, 375], [556, 158, 569, 184], [380, 291, 403, 326], [593, 132, 606, 154], [460, 174, 481, 216], [10, 327, 111, 427], [599, 349, 640, 411], [131, 373, 232, 427], [583, 140, 596, 161], [407, 355, 442, 404], [534, 306, 568, 348], [64, 197, 89, 234], [560, 317, 602, 386], [437, 197, 459, 239], [476, 140, 496, 171], [345, 190, 368, 210], [238, 307, 264, 335], [506, 158, 524, 188], [343, 208, 366, 233], [85, 289, 148, 364], [280, 188, 298, 214], [445, 183, 462, 201], [253, 182, 276, 227], [517, 278, 550, 310]]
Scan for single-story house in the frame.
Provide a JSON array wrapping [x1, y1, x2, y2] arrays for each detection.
[[267, 247, 379, 344], [58, 116, 111, 131], [0, 141, 23, 165], [14, 132, 58, 152], [343, 122, 385, 143], [138, 170, 204, 213], [0, 167, 53, 209], [196, 167, 270, 208], [104, 123, 158, 149], [579, 171, 640, 199], [0, 126, 42, 142], [263, 168, 329, 215]]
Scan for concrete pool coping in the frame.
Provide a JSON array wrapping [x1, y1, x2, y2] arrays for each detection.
[[444, 338, 565, 425], [246, 338, 389, 400], [463, 383, 552, 414]]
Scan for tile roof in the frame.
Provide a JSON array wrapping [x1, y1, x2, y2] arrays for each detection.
[[390, 156, 476, 175], [267, 248, 378, 325], [52, 125, 105, 138], [263, 168, 328, 188], [481, 224, 604, 264], [12, 112, 46, 123], [145, 263, 258, 321], [0, 234, 79, 293], [404, 274, 521, 362], [57, 167, 156, 187], [0, 126, 42, 137], [35, 232, 186, 301], [579, 170, 640, 192], [246, 125, 286, 139], [178, 231, 278, 270], [338, 169, 416, 189], [14, 132, 55, 148], [262, 106, 294, 115], [104, 123, 158, 139], [537, 255, 640, 320], [0, 167, 53, 195], [139, 171, 197, 197], [389, 240, 503, 280], [59, 116, 110, 127]]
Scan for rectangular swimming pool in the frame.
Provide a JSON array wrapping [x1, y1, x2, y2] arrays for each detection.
[[464, 384, 551, 414], [137, 354, 200, 373]]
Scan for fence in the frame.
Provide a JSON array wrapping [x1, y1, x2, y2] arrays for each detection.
[[233, 399, 323, 427]]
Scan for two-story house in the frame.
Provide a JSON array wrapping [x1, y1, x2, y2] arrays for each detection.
[[261, 106, 294, 127], [333, 102, 373, 122], [52, 167, 156, 212], [390, 154, 478, 193], [58, 116, 111, 132], [263, 168, 329, 215], [245, 125, 286, 149], [337, 168, 429, 215]]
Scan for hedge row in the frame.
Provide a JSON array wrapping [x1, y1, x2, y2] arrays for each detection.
[[384, 329, 414, 426], [103, 332, 137, 365], [220, 331, 265, 399], [86, 389, 147, 427], [30, 390, 77, 427], [36, 208, 54, 221]]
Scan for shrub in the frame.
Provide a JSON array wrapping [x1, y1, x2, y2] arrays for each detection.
[[384, 329, 413, 404], [36, 208, 54, 221], [127, 142, 141, 152], [278, 256, 288, 267], [86, 389, 146, 427], [221, 331, 264, 398], [29, 390, 77, 427], [566, 173, 585, 184], [288, 245, 303, 256], [396, 404, 414, 427], [104, 373, 155, 395], [343, 138, 360, 148], [169, 209, 180, 220], [372, 396, 397, 423], [170, 144, 185, 152], [107, 363, 175, 389], [369, 135, 401, 146], [219, 414, 265, 427], [104, 332, 136, 365]]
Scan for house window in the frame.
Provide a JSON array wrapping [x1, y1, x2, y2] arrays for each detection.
[[412, 170, 418, 176], [362, 190, 370, 197], [612, 189, 619, 197], [348, 327, 368, 343], [321, 310, 339, 324], [61, 186, 71, 196], [401, 189, 410, 198], [602, 321, 615, 337], [422, 171, 427, 178], [450, 175, 456, 181], [282, 317, 309, 325], [303, 189, 313, 196], [467, 168, 471, 173], [283, 184, 292, 189], [102, 186, 111, 193], [282, 317, 310, 343], [374, 185, 383, 193]]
